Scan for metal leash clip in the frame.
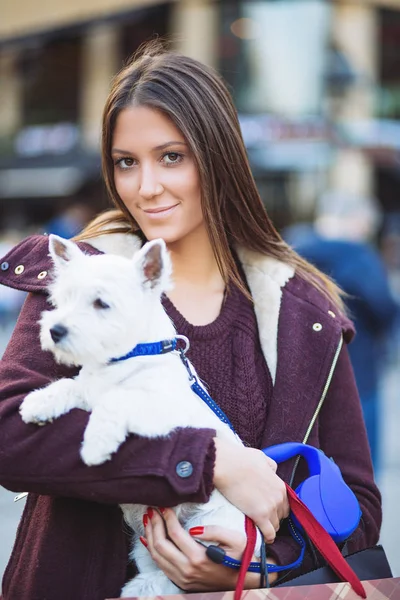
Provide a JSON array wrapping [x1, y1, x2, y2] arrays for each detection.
[[175, 335, 196, 382]]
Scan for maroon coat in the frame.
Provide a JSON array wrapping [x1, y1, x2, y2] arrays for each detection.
[[0, 235, 381, 600]]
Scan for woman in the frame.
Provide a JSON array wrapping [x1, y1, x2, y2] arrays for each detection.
[[0, 42, 381, 600]]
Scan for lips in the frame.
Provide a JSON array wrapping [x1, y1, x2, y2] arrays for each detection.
[[142, 204, 179, 219], [143, 204, 179, 214]]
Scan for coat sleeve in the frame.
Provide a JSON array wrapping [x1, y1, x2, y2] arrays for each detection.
[[267, 341, 382, 579], [0, 290, 216, 506]]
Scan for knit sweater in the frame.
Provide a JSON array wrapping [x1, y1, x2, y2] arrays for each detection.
[[163, 284, 272, 449]]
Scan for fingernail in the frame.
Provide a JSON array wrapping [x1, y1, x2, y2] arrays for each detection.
[[158, 507, 166, 515], [143, 514, 148, 527], [139, 536, 148, 548], [147, 507, 154, 519], [189, 526, 204, 536]]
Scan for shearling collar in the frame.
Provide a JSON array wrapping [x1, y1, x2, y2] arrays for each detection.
[[87, 233, 295, 383]]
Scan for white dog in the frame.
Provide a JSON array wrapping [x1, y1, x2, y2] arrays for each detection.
[[20, 234, 259, 597]]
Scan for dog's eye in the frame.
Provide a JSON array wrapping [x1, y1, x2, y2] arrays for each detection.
[[93, 298, 110, 310]]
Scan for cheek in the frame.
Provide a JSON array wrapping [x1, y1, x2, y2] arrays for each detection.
[[177, 168, 202, 212], [114, 174, 137, 205]]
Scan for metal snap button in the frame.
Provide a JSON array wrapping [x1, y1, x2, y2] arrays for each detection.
[[328, 310, 336, 318], [37, 271, 48, 280], [312, 323, 322, 332], [14, 265, 24, 275], [0, 261, 9, 271], [176, 461, 194, 478]]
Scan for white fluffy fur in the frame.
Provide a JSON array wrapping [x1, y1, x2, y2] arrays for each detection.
[[19, 235, 258, 598]]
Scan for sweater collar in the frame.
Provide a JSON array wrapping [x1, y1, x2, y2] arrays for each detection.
[[86, 233, 294, 384]]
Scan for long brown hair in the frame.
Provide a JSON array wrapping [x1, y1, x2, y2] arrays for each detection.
[[76, 40, 344, 311]]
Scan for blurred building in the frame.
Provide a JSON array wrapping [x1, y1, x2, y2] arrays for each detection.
[[0, 0, 218, 233], [1, 0, 400, 234]]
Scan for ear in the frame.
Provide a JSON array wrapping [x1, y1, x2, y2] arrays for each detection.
[[135, 239, 172, 291], [48, 234, 83, 268]]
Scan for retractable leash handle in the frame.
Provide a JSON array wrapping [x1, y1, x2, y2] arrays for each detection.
[[263, 442, 361, 543], [262, 442, 366, 599]]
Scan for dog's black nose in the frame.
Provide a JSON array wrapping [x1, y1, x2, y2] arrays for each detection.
[[50, 324, 68, 343]]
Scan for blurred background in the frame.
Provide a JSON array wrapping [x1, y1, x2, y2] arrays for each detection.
[[0, 0, 400, 584]]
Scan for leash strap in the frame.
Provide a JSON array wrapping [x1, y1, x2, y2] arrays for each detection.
[[220, 519, 305, 572], [285, 484, 366, 598], [190, 380, 236, 432], [234, 516, 257, 600]]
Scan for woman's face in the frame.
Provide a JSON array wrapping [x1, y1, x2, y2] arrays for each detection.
[[112, 106, 204, 245]]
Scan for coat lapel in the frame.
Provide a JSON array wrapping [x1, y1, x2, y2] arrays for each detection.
[[238, 247, 344, 479], [259, 278, 343, 480], [237, 247, 294, 384]]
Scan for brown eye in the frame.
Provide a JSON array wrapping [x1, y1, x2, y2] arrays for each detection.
[[93, 298, 110, 310], [163, 152, 183, 165]]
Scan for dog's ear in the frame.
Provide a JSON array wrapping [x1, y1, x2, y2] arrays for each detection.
[[135, 239, 172, 291], [49, 234, 83, 268]]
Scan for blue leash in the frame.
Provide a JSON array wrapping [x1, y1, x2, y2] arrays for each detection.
[[110, 335, 306, 574]]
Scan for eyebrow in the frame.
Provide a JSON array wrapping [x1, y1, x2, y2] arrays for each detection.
[[112, 141, 187, 155]]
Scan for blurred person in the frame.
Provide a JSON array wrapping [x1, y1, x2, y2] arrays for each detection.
[[285, 190, 399, 474], [0, 43, 381, 600], [44, 202, 95, 239]]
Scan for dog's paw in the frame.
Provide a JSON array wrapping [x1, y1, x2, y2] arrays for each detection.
[[80, 442, 111, 466], [19, 390, 55, 425]]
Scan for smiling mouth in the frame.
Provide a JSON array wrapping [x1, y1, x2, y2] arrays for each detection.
[[143, 204, 179, 216]]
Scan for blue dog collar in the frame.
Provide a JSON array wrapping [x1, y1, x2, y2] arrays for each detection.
[[109, 336, 188, 363]]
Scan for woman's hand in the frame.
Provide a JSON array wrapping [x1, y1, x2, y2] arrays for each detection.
[[213, 438, 289, 543], [142, 508, 278, 592]]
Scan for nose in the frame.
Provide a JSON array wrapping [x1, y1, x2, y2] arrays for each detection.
[[50, 324, 68, 343], [139, 165, 164, 200]]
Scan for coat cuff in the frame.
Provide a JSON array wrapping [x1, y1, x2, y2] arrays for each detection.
[[166, 428, 216, 500]]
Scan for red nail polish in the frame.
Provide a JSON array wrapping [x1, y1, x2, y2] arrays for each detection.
[[147, 507, 154, 519], [158, 507, 166, 515], [143, 514, 148, 527], [189, 526, 204, 536], [139, 536, 148, 548]]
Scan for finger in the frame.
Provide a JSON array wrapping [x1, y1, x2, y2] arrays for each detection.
[[161, 509, 207, 557], [188, 524, 246, 550], [265, 456, 277, 472], [281, 496, 290, 519], [146, 510, 191, 567], [261, 521, 277, 545]]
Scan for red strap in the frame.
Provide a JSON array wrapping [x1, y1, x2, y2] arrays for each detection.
[[234, 515, 257, 600], [285, 484, 366, 598], [234, 487, 366, 600], [234, 486, 366, 600]]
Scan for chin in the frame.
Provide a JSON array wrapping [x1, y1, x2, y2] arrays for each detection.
[[141, 228, 182, 245]]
